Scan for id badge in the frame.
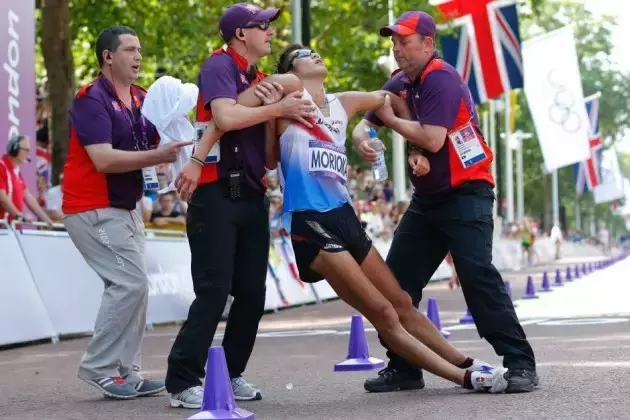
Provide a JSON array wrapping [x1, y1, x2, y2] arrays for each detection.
[[142, 166, 159, 191], [448, 123, 487, 168], [195, 122, 221, 163]]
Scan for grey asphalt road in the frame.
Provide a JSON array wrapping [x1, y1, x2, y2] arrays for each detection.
[[1, 257, 629, 420]]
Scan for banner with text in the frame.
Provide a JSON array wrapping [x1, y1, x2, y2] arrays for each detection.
[[522, 25, 591, 172], [0, 0, 36, 190]]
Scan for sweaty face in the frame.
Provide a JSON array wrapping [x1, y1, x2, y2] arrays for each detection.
[[242, 21, 275, 57], [108, 34, 142, 84], [287, 49, 327, 79], [392, 33, 432, 74]]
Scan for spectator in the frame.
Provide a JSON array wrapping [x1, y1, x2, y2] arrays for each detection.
[[0, 134, 53, 225], [44, 171, 64, 222], [151, 191, 186, 227]]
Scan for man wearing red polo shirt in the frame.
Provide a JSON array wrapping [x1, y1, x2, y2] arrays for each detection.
[[165, 2, 316, 409], [353, 11, 538, 394], [0, 134, 52, 224], [62, 26, 190, 400]]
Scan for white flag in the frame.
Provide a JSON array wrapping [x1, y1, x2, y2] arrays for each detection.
[[522, 25, 591, 171], [593, 147, 625, 204]]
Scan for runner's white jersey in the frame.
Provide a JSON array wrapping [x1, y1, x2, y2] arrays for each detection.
[[278, 89, 351, 232]]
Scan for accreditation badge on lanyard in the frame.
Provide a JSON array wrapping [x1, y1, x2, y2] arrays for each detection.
[[308, 139, 348, 184], [195, 121, 221, 163], [122, 94, 159, 191], [447, 120, 487, 169]]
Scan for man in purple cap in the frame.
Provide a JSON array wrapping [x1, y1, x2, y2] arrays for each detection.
[[165, 2, 317, 409], [352, 11, 538, 394]]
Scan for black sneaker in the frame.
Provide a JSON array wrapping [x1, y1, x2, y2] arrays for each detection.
[[505, 369, 538, 393], [364, 367, 425, 393]]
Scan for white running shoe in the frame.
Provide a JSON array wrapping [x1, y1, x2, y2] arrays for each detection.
[[471, 367, 509, 394], [467, 359, 496, 373], [170, 385, 203, 409]]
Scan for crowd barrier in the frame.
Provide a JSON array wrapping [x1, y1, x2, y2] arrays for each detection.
[[1, 220, 605, 347]]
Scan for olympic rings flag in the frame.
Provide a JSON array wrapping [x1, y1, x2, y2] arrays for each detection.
[[522, 25, 591, 172]]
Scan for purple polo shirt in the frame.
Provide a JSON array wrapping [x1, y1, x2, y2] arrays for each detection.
[[364, 56, 492, 196], [62, 73, 159, 214], [196, 48, 267, 196]]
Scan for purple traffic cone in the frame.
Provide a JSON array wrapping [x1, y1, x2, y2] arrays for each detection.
[[188, 346, 254, 420], [554, 268, 563, 287], [459, 308, 475, 324], [539, 272, 552, 292], [523, 275, 539, 299], [566, 266, 573, 282], [427, 298, 451, 339], [574, 265, 581, 279], [582, 263, 587, 274], [504, 281, 517, 307], [334, 315, 384, 372]]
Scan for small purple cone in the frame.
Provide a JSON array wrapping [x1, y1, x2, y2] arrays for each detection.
[[582, 263, 587, 274], [459, 308, 475, 324], [540, 272, 552, 292], [334, 315, 384, 372], [427, 298, 451, 339], [504, 281, 517, 307], [188, 346, 255, 420], [566, 266, 573, 282], [574, 265, 581, 279], [554, 268, 563, 287], [523, 275, 539, 299]]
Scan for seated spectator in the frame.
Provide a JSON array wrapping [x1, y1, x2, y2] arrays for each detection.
[[151, 191, 185, 227]]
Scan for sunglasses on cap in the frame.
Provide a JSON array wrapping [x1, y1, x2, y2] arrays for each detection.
[[242, 20, 271, 30], [288, 48, 317, 69]]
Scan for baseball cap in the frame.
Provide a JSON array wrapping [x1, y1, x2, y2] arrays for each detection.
[[379, 11, 436, 38], [219, 2, 281, 41]]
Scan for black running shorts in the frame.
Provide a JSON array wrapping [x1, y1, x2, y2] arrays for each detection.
[[290, 202, 373, 283]]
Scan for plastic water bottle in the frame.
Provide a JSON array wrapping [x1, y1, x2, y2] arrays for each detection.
[[368, 127, 388, 182]]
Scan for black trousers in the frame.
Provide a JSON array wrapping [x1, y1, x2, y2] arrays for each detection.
[[381, 186, 536, 373], [165, 183, 270, 394]]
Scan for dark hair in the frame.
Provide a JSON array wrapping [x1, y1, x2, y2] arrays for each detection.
[[276, 43, 304, 74], [95, 26, 138, 67]]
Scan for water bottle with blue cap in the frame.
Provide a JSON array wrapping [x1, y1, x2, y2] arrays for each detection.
[[368, 127, 388, 182]]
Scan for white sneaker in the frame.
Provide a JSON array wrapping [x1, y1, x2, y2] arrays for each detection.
[[231, 377, 262, 401], [471, 367, 509, 394], [467, 359, 496, 373], [170, 385, 203, 409]]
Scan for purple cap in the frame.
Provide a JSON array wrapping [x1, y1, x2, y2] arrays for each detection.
[[219, 2, 281, 41], [379, 11, 436, 38]]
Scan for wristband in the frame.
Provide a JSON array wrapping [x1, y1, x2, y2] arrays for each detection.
[[190, 156, 205, 166]]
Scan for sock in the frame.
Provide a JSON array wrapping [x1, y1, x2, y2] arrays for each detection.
[[463, 370, 473, 390], [458, 357, 474, 369]]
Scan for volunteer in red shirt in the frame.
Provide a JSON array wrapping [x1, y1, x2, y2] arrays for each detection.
[[61, 26, 189, 401], [352, 11, 538, 394], [0, 134, 52, 224], [165, 2, 316, 409]]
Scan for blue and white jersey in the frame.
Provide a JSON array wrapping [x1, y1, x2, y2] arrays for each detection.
[[278, 90, 351, 232]]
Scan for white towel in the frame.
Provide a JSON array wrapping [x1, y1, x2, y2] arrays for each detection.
[[141, 75, 198, 194]]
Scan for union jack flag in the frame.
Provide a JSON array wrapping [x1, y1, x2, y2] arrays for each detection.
[[573, 93, 603, 195], [430, 0, 524, 105]]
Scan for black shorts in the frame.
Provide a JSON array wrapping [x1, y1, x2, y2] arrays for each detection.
[[290, 202, 373, 283]]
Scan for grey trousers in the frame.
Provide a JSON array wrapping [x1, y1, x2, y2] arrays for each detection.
[[63, 207, 148, 382]]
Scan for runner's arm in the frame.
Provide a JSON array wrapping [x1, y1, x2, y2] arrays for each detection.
[[337, 90, 411, 121], [193, 74, 304, 163]]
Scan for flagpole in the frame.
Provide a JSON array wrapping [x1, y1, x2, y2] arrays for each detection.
[[504, 91, 514, 223], [489, 100, 497, 220], [575, 198, 581, 230], [552, 168, 560, 226]]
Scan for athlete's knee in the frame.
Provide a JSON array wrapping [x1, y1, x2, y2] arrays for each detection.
[[369, 302, 400, 333]]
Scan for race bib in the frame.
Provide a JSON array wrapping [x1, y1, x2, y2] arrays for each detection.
[[195, 122, 221, 163], [448, 123, 487, 168], [308, 139, 348, 184], [142, 166, 159, 191]]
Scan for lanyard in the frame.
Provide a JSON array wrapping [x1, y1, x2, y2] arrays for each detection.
[[119, 93, 149, 151]]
